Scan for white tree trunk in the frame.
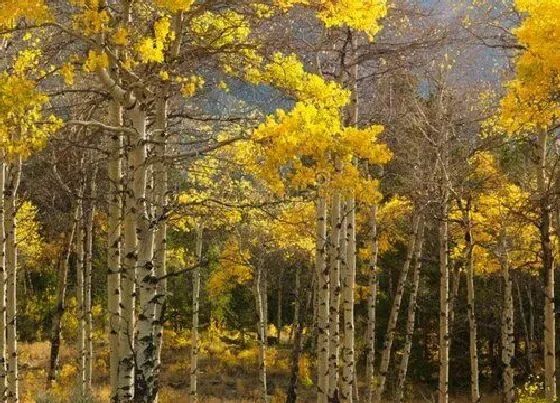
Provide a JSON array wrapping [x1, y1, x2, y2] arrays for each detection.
[[316, 197, 329, 403], [328, 192, 341, 401], [190, 224, 203, 401], [6, 157, 21, 402], [85, 164, 97, 391], [153, 97, 168, 397], [374, 213, 420, 402], [366, 204, 379, 403], [439, 197, 449, 403], [463, 206, 480, 403], [0, 160, 5, 399], [396, 218, 425, 402], [341, 197, 356, 401], [119, 112, 138, 401], [107, 100, 122, 402], [132, 104, 157, 401], [76, 191, 86, 394], [499, 228, 514, 403]]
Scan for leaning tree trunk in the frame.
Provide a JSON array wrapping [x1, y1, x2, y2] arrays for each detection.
[[48, 203, 79, 382], [132, 103, 157, 400], [256, 260, 268, 402], [190, 224, 203, 401], [328, 191, 342, 401], [85, 163, 97, 392], [153, 97, 168, 395], [0, 159, 5, 399], [6, 156, 21, 402], [537, 130, 556, 401], [107, 100, 122, 402], [374, 212, 420, 402], [439, 194, 449, 403], [316, 197, 329, 403], [366, 203, 379, 403], [396, 218, 425, 402], [499, 228, 514, 403], [463, 206, 480, 403], [341, 196, 356, 401], [515, 276, 532, 371]]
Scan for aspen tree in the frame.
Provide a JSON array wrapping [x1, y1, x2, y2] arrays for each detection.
[[374, 212, 420, 402], [76, 185, 86, 394], [316, 197, 329, 403], [190, 224, 203, 401], [256, 259, 268, 402], [107, 100, 122, 402], [328, 192, 341, 401], [0, 159, 4, 399], [498, 228, 514, 403], [366, 203, 379, 403], [439, 188, 449, 403], [5, 157, 21, 402], [396, 218, 425, 401], [84, 163, 97, 391]]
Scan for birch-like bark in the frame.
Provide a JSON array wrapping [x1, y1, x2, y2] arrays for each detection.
[[76, 192, 86, 394], [537, 130, 556, 401], [438, 196, 449, 403], [85, 164, 97, 391], [118, 111, 138, 401], [396, 218, 425, 402], [366, 204, 379, 403], [316, 197, 329, 403], [153, 97, 168, 392], [107, 100, 122, 402], [341, 197, 356, 401], [499, 228, 514, 403], [463, 206, 480, 403], [0, 160, 5, 399], [6, 157, 21, 402], [133, 103, 157, 400], [328, 192, 341, 401], [190, 224, 203, 401], [48, 204, 79, 383], [256, 261, 267, 402], [374, 212, 420, 402]]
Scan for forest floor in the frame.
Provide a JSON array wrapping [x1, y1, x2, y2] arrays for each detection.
[[18, 327, 501, 402]]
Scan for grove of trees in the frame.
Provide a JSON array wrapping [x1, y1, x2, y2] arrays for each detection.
[[1, 0, 560, 402]]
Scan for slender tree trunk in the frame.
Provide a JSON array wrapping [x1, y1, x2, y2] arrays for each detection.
[[107, 100, 122, 402], [290, 266, 300, 343], [277, 279, 282, 343], [153, 97, 168, 391], [374, 212, 420, 402], [6, 157, 21, 402], [366, 204, 379, 403], [119, 113, 138, 401], [499, 228, 514, 402], [190, 224, 203, 401], [537, 130, 556, 401], [463, 206, 480, 403], [0, 160, 5, 399], [526, 282, 534, 363], [48, 205, 79, 383], [256, 261, 267, 402], [328, 192, 341, 401], [133, 103, 157, 401], [341, 197, 356, 401], [396, 218, 425, 401], [515, 277, 531, 371], [85, 164, 97, 391], [316, 197, 329, 403], [439, 195, 449, 403], [77, 190, 86, 394], [286, 264, 313, 403]]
